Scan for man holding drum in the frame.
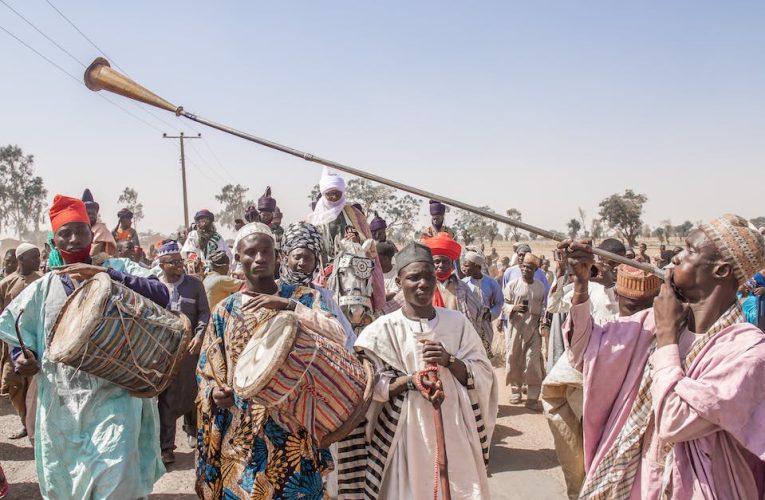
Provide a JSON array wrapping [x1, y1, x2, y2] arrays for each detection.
[[196, 222, 347, 499], [0, 194, 171, 499]]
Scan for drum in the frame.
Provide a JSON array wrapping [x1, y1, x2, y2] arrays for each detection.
[[48, 272, 192, 398], [233, 311, 373, 448]]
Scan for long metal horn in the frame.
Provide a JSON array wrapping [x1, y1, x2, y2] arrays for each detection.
[[84, 57, 181, 115], [83, 58, 664, 279]]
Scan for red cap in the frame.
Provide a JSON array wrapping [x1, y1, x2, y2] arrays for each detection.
[[49, 195, 90, 233], [421, 232, 461, 261]]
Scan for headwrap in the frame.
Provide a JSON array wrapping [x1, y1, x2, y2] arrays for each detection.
[[280, 222, 324, 285], [14, 243, 37, 259], [516, 244, 532, 255], [258, 186, 277, 212], [421, 232, 461, 261], [699, 214, 765, 285], [117, 208, 133, 220], [233, 222, 274, 255], [156, 241, 181, 258], [244, 205, 259, 223], [319, 166, 346, 194], [395, 242, 433, 274], [522, 253, 541, 268], [464, 250, 485, 267], [273, 207, 283, 222], [81, 189, 99, 212], [194, 209, 215, 222], [50, 195, 90, 233], [209, 249, 230, 267], [616, 265, 661, 299], [429, 200, 446, 216], [370, 211, 387, 232], [310, 167, 348, 225]]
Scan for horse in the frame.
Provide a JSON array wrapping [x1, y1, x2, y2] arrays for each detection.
[[326, 240, 377, 334]]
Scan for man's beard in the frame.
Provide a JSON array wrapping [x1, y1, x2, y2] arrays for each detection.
[[198, 224, 215, 238]]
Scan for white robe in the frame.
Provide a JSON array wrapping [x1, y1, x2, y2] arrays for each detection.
[[340, 308, 498, 500]]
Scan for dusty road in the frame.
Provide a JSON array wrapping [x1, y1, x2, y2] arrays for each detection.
[[0, 366, 565, 499]]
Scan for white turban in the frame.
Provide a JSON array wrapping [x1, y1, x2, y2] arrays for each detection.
[[464, 250, 485, 267], [14, 243, 38, 259], [233, 222, 274, 255], [319, 166, 346, 194]]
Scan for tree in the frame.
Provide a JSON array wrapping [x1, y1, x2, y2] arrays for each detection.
[[673, 220, 694, 239], [567, 219, 581, 239], [578, 207, 590, 237], [598, 189, 647, 246], [118, 187, 144, 229], [750, 216, 765, 229], [215, 184, 254, 230], [660, 219, 674, 243], [345, 178, 396, 215], [591, 219, 604, 241], [652, 227, 666, 245], [505, 208, 522, 242], [451, 207, 500, 246], [384, 194, 420, 240], [0, 145, 48, 238], [308, 184, 321, 201], [641, 224, 652, 238]]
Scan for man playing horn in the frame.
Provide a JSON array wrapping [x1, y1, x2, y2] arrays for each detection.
[[561, 214, 765, 498], [336, 242, 497, 499], [0, 195, 170, 499], [195, 222, 347, 499]]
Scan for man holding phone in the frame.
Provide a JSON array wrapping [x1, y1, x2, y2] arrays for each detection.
[[502, 253, 546, 410]]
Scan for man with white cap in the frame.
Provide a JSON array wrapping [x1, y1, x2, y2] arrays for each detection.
[[0, 242, 41, 440], [462, 248, 502, 355]]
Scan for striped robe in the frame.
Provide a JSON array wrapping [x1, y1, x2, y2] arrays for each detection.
[[337, 308, 498, 499]]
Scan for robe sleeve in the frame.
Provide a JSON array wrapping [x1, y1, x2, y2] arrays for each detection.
[[294, 302, 346, 346], [564, 300, 594, 372], [194, 280, 211, 338], [488, 279, 503, 320], [216, 237, 233, 263], [502, 280, 516, 317], [650, 341, 765, 458], [0, 278, 45, 357], [181, 233, 199, 259], [105, 268, 170, 308]]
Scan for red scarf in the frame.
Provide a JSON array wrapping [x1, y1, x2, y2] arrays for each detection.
[[432, 270, 453, 307], [58, 245, 92, 264]]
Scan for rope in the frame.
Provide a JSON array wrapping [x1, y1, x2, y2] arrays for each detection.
[[413, 364, 445, 500]]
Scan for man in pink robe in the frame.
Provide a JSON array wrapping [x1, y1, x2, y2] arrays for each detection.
[[561, 214, 765, 499]]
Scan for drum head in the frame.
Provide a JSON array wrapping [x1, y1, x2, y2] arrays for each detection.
[[48, 273, 112, 362], [233, 312, 298, 399]]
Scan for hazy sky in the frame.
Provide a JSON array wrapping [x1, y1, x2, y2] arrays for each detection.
[[1, 1, 763, 238]]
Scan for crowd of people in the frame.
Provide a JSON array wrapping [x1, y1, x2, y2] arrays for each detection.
[[0, 165, 763, 499]]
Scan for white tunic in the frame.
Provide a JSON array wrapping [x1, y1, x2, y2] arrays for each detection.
[[352, 308, 498, 500]]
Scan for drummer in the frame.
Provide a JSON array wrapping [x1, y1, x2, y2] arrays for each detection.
[[156, 240, 210, 465], [0, 194, 170, 499], [196, 222, 346, 499]]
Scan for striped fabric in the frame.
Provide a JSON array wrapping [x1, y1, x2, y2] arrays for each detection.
[[579, 303, 744, 499], [337, 381, 406, 500], [466, 368, 490, 465]]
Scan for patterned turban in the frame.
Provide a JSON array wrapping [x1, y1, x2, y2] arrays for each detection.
[[280, 222, 324, 285], [157, 240, 181, 258], [699, 214, 765, 285]]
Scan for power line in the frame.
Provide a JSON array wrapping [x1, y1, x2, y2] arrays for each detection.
[[0, 0, 86, 67], [0, 22, 164, 133], [42, 0, 126, 74]]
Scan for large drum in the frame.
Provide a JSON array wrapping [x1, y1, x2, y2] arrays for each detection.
[[234, 312, 373, 448], [48, 272, 192, 398]]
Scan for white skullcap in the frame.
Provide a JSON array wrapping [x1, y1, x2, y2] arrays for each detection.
[[14, 243, 38, 259], [319, 166, 346, 194], [464, 250, 485, 267], [233, 222, 274, 255]]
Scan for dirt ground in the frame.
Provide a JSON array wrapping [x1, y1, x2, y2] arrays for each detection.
[[0, 364, 566, 499]]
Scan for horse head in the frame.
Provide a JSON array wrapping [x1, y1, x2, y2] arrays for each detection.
[[329, 240, 376, 328]]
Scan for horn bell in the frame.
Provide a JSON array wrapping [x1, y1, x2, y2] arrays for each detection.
[[84, 57, 182, 115]]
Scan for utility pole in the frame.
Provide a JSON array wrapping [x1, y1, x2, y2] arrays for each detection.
[[163, 132, 201, 229]]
